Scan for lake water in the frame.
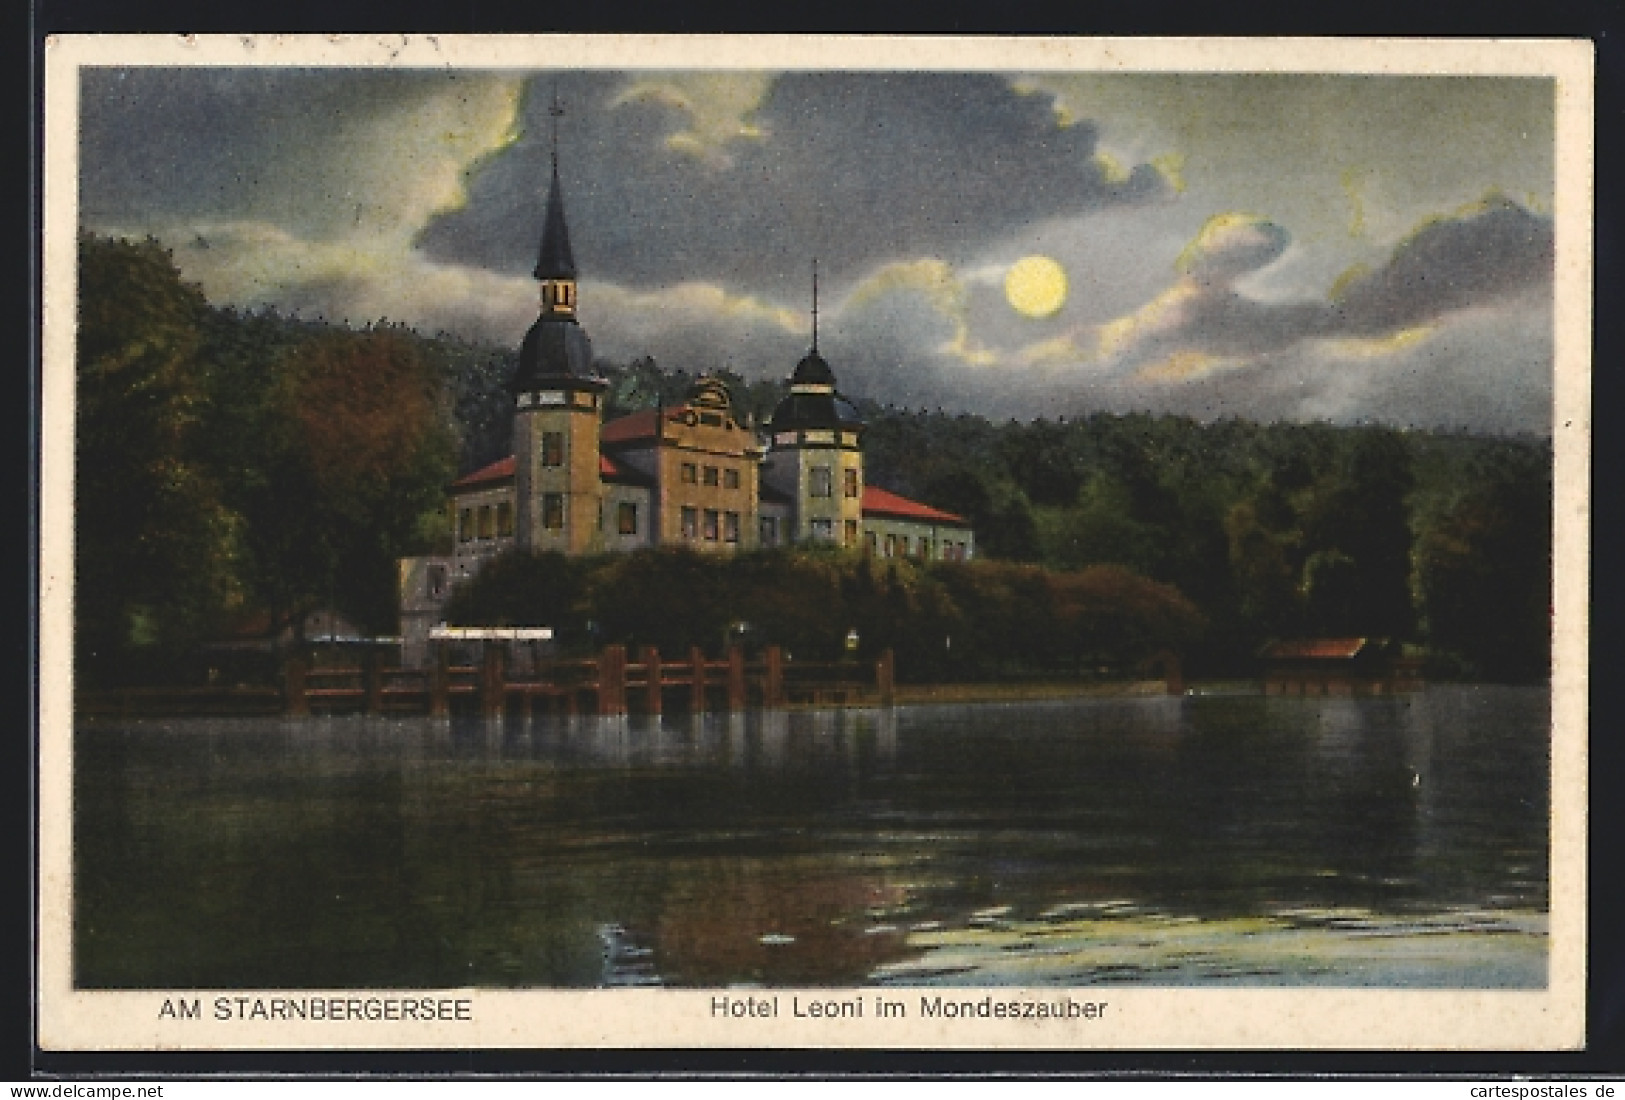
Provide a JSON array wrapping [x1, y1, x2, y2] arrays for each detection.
[[74, 685, 1549, 989]]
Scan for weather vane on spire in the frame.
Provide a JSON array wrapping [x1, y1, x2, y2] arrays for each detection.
[[811, 258, 820, 353], [549, 84, 564, 172]]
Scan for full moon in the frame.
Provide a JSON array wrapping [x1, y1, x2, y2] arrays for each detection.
[[1004, 255, 1069, 319]]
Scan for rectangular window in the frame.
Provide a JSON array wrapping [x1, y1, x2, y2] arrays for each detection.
[[542, 493, 565, 531], [681, 506, 698, 540], [724, 468, 740, 490], [866, 531, 877, 555], [844, 468, 859, 498], [901, 536, 911, 556], [704, 509, 720, 541], [699, 412, 723, 427], [724, 511, 740, 543], [477, 504, 494, 539], [809, 466, 833, 498], [495, 502, 513, 537], [760, 516, 778, 546], [885, 534, 897, 557], [703, 465, 720, 487], [681, 462, 698, 484], [458, 508, 473, 543], [844, 519, 859, 547], [811, 518, 834, 542], [618, 502, 638, 535], [918, 539, 931, 559], [427, 564, 448, 600], [541, 431, 564, 467]]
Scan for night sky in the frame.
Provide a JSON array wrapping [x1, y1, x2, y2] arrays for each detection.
[[78, 66, 1556, 433]]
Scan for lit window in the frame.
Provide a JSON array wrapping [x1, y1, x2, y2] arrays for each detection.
[[810, 466, 833, 498], [844, 519, 859, 547], [458, 508, 473, 543], [681, 462, 698, 484], [541, 431, 564, 467], [704, 466, 720, 487], [704, 509, 720, 541], [844, 468, 859, 498], [478, 505, 494, 539], [811, 518, 834, 542], [542, 494, 565, 531], [618, 502, 638, 535], [724, 468, 740, 490], [496, 502, 513, 537], [681, 507, 698, 540], [760, 516, 778, 546], [724, 511, 740, 543]]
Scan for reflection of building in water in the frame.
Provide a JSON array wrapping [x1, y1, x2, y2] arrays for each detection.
[[399, 123, 973, 663]]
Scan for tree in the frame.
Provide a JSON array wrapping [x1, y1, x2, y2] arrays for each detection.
[[75, 236, 243, 685], [225, 326, 458, 640]]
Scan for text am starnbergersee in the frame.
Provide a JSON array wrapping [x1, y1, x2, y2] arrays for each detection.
[[711, 994, 1109, 1022]]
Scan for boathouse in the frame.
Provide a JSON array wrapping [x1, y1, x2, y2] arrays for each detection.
[[1260, 637, 1424, 696]]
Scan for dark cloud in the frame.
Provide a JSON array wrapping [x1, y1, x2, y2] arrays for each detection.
[[1109, 199, 1554, 373], [1328, 197, 1555, 335], [79, 68, 492, 236], [417, 72, 1167, 296]]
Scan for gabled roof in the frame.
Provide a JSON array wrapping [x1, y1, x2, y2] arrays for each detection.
[[1262, 638, 1371, 660], [451, 455, 516, 490], [861, 485, 969, 526]]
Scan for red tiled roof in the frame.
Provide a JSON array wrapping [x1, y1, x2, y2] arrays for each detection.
[[861, 485, 969, 526], [450, 452, 651, 491], [451, 455, 515, 490], [1263, 638, 1370, 660], [601, 408, 685, 445]]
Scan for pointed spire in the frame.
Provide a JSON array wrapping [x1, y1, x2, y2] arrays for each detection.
[[533, 89, 577, 281]]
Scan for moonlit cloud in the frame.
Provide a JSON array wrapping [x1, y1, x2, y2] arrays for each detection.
[[77, 67, 1556, 434], [609, 73, 774, 167]]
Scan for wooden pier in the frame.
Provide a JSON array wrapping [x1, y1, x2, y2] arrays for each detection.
[[82, 644, 897, 720]]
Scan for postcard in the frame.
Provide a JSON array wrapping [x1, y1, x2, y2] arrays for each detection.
[[37, 34, 1592, 1052]]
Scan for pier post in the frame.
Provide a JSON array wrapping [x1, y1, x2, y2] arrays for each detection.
[[764, 645, 784, 709], [1163, 653, 1185, 696], [428, 644, 449, 718], [876, 648, 895, 707], [364, 650, 384, 714], [283, 651, 309, 717], [689, 646, 707, 712], [599, 644, 627, 716], [481, 644, 506, 718], [641, 645, 663, 716], [727, 646, 747, 712]]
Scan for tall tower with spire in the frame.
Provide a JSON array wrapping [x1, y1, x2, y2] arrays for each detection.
[[509, 91, 608, 555], [762, 260, 866, 547]]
